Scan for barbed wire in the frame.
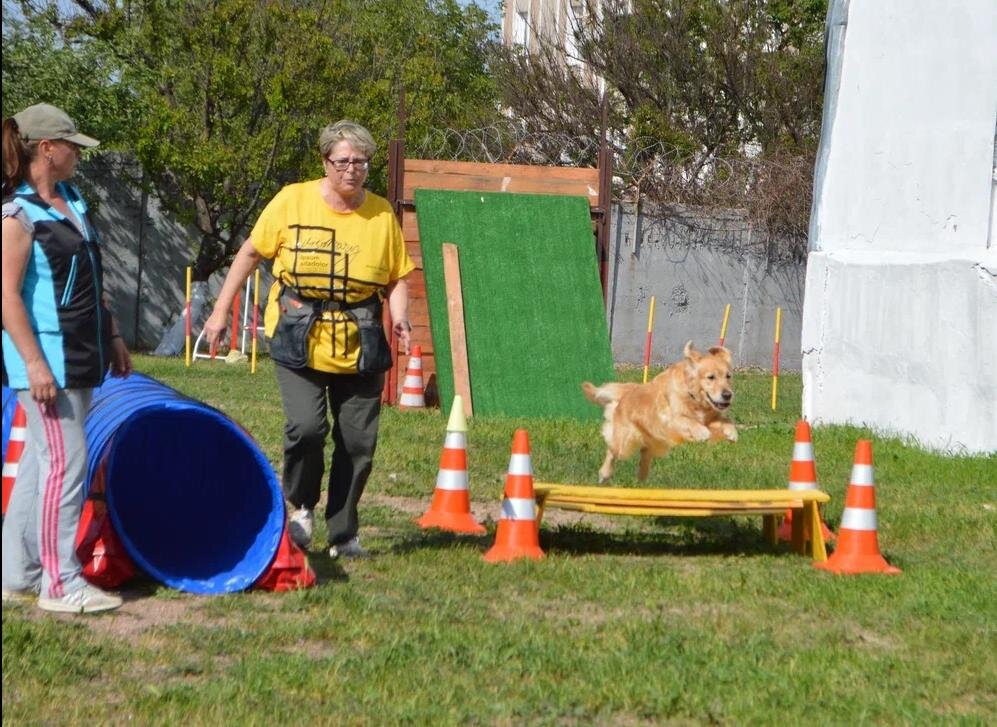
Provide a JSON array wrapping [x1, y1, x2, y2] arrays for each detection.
[[410, 123, 813, 262]]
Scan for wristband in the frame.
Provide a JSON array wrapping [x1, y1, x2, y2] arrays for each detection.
[[111, 334, 123, 340], [395, 320, 412, 332]]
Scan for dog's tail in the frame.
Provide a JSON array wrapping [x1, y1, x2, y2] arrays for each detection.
[[582, 381, 628, 406]]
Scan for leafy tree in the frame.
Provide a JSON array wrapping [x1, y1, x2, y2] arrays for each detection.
[[493, 0, 826, 159], [1, 8, 135, 148], [5, 0, 501, 280], [491, 0, 826, 258]]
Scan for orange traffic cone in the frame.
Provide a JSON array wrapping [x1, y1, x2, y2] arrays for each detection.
[[815, 440, 901, 575], [484, 429, 544, 563], [399, 345, 426, 409], [417, 395, 485, 534], [778, 420, 834, 543], [2, 401, 27, 515]]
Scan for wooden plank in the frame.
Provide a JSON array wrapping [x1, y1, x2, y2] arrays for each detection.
[[404, 171, 599, 203], [537, 501, 790, 518], [533, 483, 830, 504], [406, 158, 600, 183], [441, 243, 473, 417], [406, 277, 427, 299], [402, 212, 421, 241], [541, 496, 803, 511]]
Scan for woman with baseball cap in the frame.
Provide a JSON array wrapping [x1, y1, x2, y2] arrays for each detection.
[[2, 103, 131, 614]]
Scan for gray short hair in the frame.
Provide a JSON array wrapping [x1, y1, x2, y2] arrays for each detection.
[[318, 120, 376, 159]]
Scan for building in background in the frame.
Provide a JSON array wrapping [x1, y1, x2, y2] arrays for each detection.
[[802, 0, 997, 453], [502, 0, 607, 93]]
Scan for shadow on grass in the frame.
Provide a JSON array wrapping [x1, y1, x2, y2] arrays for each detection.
[[386, 527, 494, 556], [302, 553, 350, 585], [111, 555, 351, 598], [117, 571, 162, 602], [381, 517, 806, 561], [540, 518, 787, 558]]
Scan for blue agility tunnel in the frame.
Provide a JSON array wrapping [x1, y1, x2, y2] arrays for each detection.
[[85, 373, 284, 594]]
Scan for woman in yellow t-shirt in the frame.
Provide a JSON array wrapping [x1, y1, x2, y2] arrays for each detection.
[[204, 120, 415, 559]]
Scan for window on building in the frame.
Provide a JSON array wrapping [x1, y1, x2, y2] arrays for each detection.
[[565, 1, 583, 66]]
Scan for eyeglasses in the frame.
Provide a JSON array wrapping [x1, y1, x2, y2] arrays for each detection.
[[325, 156, 370, 172]]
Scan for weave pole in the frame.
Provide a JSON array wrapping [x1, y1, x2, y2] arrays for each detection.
[[240, 276, 253, 353], [642, 295, 656, 384], [250, 269, 261, 374], [718, 303, 731, 347], [184, 266, 192, 367], [771, 306, 782, 411]]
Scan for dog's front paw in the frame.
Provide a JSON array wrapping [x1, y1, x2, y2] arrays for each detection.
[[692, 425, 711, 442], [724, 425, 738, 442]]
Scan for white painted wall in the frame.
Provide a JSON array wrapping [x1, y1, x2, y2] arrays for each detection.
[[803, 0, 997, 454]]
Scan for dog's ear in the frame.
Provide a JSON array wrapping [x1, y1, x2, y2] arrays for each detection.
[[683, 340, 700, 361], [708, 346, 732, 365]]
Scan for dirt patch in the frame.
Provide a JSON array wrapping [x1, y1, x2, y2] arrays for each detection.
[[9, 494, 636, 637], [84, 594, 201, 638]]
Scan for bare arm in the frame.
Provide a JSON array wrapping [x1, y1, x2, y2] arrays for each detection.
[[203, 237, 264, 349], [1, 217, 57, 405], [386, 276, 410, 355]]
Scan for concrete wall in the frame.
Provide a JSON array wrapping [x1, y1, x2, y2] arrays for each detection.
[[82, 154, 271, 352], [606, 203, 805, 370], [803, 0, 997, 454], [84, 154, 806, 368]]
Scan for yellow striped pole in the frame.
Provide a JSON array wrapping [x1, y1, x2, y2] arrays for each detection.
[[184, 266, 192, 367], [642, 295, 656, 384], [718, 303, 731, 347], [771, 306, 782, 410]]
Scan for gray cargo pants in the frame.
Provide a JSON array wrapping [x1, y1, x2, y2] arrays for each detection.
[[274, 364, 384, 547]]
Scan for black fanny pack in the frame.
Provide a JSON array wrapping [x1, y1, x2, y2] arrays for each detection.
[[268, 286, 392, 374], [344, 302, 393, 375]]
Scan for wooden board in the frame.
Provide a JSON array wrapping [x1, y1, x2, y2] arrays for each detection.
[[402, 159, 601, 205], [387, 154, 605, 407], [442, 243, 473, 417]]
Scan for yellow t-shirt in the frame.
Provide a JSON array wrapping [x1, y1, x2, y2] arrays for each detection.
[[251, 180, 415, 373]]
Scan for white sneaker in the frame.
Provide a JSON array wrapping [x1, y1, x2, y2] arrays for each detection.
[[37, 583, 122, 614], [2, 584, 40, 605], [328, 536, 369, 560], [288, 507, 314, 548]]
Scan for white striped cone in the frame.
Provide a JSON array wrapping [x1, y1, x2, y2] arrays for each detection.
[[778, 420, 834, 542], [417, 396, 484, 533], [484, 429, 544, 562], [399, 344, 426, 409], [2, 402, 28, 514], [815, 440, 900, 575]]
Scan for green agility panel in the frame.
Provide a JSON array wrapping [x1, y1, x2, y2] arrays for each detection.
[[416, 189, 613, 419]]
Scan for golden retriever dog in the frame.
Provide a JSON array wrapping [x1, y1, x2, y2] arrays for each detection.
[[582, 341, 737, 482]]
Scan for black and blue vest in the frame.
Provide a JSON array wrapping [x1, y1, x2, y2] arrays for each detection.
[[2, 181, 111, 389]]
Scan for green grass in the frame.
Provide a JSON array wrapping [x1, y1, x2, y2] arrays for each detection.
[[3, 355, 995, 725]]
